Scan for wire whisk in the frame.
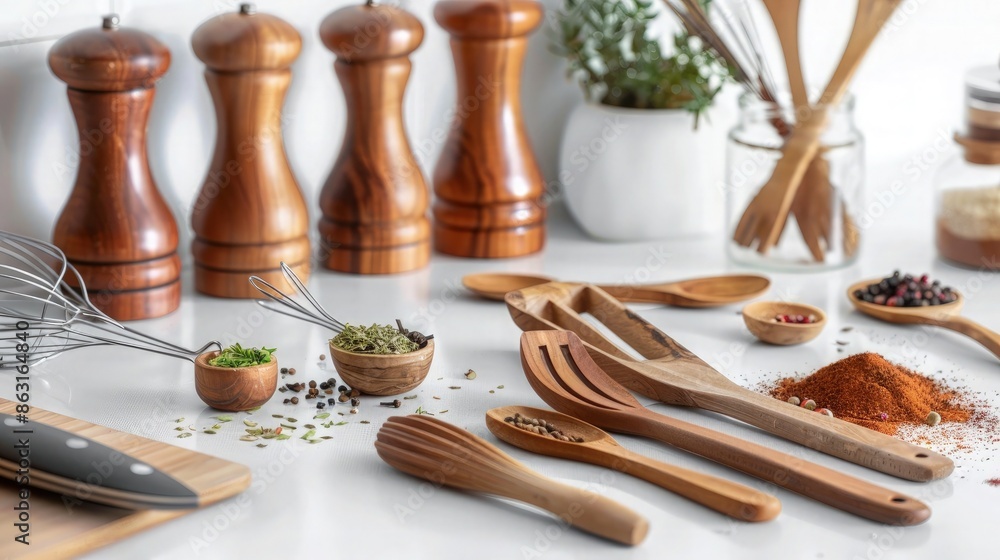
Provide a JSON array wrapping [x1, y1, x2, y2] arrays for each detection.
[[250, 263, 345, 334], [0, 231, 219, 369]]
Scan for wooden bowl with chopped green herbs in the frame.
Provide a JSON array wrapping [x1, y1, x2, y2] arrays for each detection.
[[194, 344, 278, 411], [329, 324, 434, 395]]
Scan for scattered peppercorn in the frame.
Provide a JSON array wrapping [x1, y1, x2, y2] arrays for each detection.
[[280, 368, 289, 374], [309, 380, 317, 389], [350, 397, 361, 407], [925, 411, 942, 426], [465, 369, 477, 380], [283, 398, 290, 404], [815, 408, 835, 417], [504, 413, 584, 442], [290, 397, 299, 405], [317, 402, 326, 409], [288, 368, 297, 375], [328, 398, 336, 405], [349, 407, 359, 414], [320, 354, 327, 361], [338, 385, 348, 393], [853, 271, 957, 307], [787, 396, 801, 406], [801, 399, 817, 411], [338, 393, 350, 403]]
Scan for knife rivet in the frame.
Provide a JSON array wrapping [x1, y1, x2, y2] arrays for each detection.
[[66, 437, 89, 449], [130, 463, 154, 476]]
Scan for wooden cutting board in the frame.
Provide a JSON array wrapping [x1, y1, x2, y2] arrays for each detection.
[[0, 400, 251, 560]]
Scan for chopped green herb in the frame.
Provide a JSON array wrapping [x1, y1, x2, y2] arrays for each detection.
[[314, 413, 331, 420], [334, 421, 348, 426], [404, 395, 418, 400], [415, 406, 433, 416], [275, 434, 292, 441], [301, 430, 317, 440], [209, 343, 277, 368], [177, 432, 192, 439], [174, 417, 184, 423], [331, 323, 418, 355]]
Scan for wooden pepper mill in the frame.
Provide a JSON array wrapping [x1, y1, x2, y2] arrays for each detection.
[[191, 3, 310, 297], [318, 0, 430, 274], [432, 0, 546, 258], [48, 15, 180, 321]]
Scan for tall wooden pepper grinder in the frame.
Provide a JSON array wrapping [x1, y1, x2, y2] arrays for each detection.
[[191, 4, 310, 297], [318, 1, 430, 274], [49, 15, 180, 320], [432, 0, 546, 258]]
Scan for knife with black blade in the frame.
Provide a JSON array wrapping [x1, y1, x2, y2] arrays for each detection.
[[0, 413, 199, 509]]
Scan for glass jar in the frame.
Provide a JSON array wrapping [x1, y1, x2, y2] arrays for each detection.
[[935, 66, 1000, 271], [725, 93, 864, 271]]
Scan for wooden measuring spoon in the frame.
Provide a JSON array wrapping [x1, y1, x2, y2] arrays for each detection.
[[733, 0, 903, 254], [375, 415, 649, 545], [486, 405, 781, 522], [463, 272, 770, 307], [506, 282, 954, 482], [847, 279, 1000, 360], [519, 330, 932, 525]]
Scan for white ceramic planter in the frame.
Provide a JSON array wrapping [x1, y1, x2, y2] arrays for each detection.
[[558, 102, 728, 241]]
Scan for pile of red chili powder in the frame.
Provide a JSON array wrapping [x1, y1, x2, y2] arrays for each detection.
[[768, 352, 972, 436]]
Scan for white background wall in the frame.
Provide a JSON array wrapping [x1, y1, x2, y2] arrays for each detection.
[[1, 0, 998, 249]]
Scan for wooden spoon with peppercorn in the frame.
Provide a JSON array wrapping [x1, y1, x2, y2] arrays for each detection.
[[848, 278, 1000, 361], [505, 282, 954, 483], [519, 330, 932, 526], [486, 405, 781, 522]]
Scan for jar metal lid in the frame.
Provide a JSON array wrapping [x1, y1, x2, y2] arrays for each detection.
[[966, 65, 1000, 105]]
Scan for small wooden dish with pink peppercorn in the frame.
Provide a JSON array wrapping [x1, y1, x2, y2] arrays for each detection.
[[742, 301, 826, 345]]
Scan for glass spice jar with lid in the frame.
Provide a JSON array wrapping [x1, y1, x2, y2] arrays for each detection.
[[935, 65, 1000, 270]]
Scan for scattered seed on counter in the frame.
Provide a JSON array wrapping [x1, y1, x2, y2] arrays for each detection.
[[404, 395, 417, 400], [320, 354, 326, 361], [272, 414, 283, 418], [288, 368, 297, 375], [350, 388, 361, 398], [433, 396, 440, 400], [497, 385, 504, 389], [360, 420, 370, 424], [177, 432, 192, 439], [291, 397, 299, 405], [439, 410, 449, 414], [350, 397, 361, 407], [465, 369, 477, 380], [449, 386, 461, 390], [350, 407, 359, 414], [841, 326, 854, 332], [281, 368, 289, 374], [926, 411, 942, 426]]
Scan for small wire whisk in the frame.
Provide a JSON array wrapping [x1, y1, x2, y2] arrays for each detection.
[[0, 231, 220, 369], [250, 263, 345, 334]]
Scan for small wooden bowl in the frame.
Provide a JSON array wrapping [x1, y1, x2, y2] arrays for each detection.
[[329, 340, 434, 396], [742, 301, 826, 345], [194, 351, 279, 411]]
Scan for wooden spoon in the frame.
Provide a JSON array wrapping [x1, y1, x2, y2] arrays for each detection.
[[486, 405, 781, 522], [733, 0, 903, 255], [742, 300, 826, 345], [519, 330, 932, 525], [375, 415, 649, 545], [506, 282, 954, 482], [463, 272, 770, 307], [847, 279, 1000, 360]]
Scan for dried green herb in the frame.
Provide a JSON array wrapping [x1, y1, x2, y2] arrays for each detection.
[[415, 406, 433, 416], [331, 323, 418, 355], [209, 343, 277, 368], [177, 432, 192, 439]]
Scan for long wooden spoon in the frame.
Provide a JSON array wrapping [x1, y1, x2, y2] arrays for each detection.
[[486, 405, 781, 522], [519, 330, 932, 525], [463, 272, 770, 307], [375, 415, 649, 545], [506, 282, 954, 482], [847, 279, 1000, 360]]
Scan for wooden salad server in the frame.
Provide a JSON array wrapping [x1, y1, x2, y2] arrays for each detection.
[[518, 330, 932, 525], [486, 405, 781, 522], [375, 415, 648, 545], [733, 0, 902, 255], [505, 282, 954, 482], [848, 280, 1000, 360]]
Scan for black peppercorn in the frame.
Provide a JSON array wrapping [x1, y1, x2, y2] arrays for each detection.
[[350, 397, 361, 407]]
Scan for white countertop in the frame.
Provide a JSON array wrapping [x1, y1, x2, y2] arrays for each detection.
[[8, 197, 1000, 560]]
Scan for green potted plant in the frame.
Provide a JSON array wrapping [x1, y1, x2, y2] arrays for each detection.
[[553, 0, 733, 240]]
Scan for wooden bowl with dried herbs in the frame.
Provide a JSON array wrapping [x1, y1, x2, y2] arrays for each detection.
[[329, 322, 434, 396], [194, 344, 278, 411]]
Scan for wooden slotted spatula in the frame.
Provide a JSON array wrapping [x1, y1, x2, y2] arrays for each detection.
[[375, 415, 649, 545], [505, 282, 954, 482], [519, 329, 931, 525], [733, 0, 903, 255]]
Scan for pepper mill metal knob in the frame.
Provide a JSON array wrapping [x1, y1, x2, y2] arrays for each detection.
[[432, 0, 546, 258], [318, 1, 431, 274], [190, 4, 310, 298], [48, 15, 179, 320]]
